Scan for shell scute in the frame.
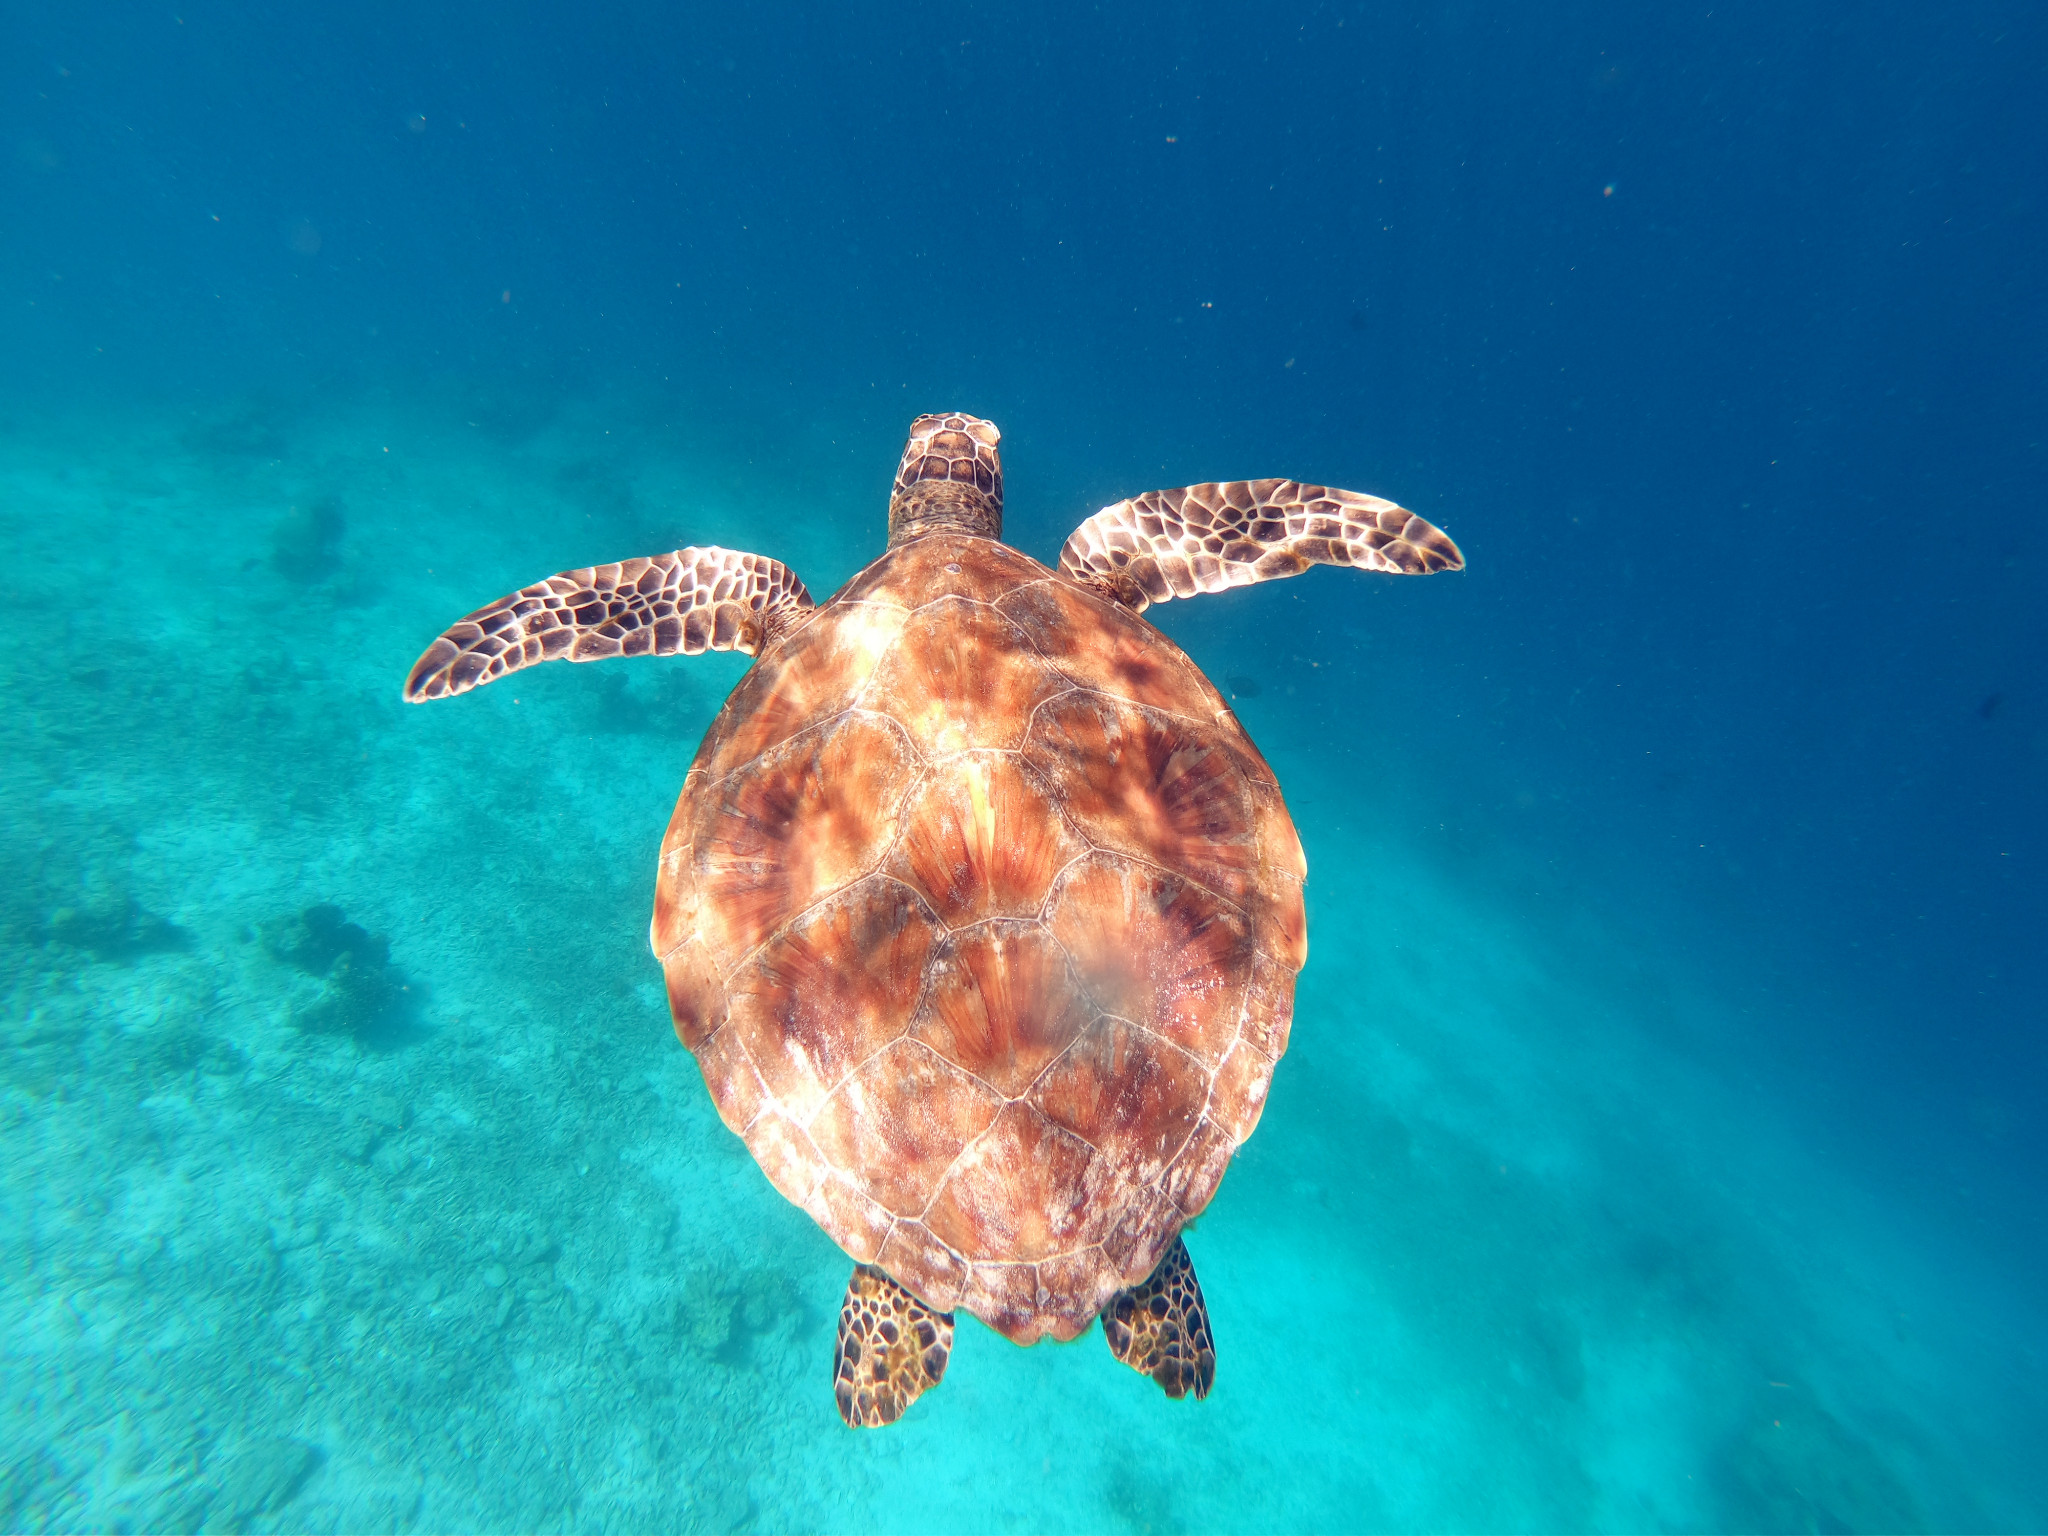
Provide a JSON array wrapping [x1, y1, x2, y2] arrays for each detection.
[[746, 1109, 829, 1212], [697, 605, 907, 783], [863, 597, 1068, 754], [692, 1022, 767, 1134], [994, 579, 1220, 721], [660, 938, 726, 1050], [1099, 1188, 1174, 1278], [1048, 853, 1252, 1069], [1249, 782, 1308, 964], [1027, 1015, 1207, 1180], [724, 879, 939, 1124], [956, 1262, 1050, 1344], [1238, 949, 1298, 1061], [1024, 692, 1259, 912], [887, 754, 1085, 926], [911, 922, 1093, 1098], [835, 532, 1049, 608], [807, 1038, 1004, 1218], [876, 1221, 970, 1313], [1209, 1038, 1276, 1146], [922, 1102, 1096, 1266], [690, 713, 919, 960], [812, 1175, 895, 1266], [1159, 1118, 1237, 1220]]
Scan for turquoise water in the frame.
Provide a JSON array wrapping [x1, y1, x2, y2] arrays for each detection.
[[4, 393, 2038, 1530], [5, 2, 2045, 1530]]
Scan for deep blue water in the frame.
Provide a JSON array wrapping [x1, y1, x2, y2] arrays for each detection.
[[4, 2, 2043, 1530]]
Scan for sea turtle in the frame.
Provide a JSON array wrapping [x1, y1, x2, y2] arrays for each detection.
[[404, 413, 1462, 1426]]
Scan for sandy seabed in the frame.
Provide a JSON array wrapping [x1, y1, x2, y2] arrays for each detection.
[[1, 391, 2039, 1532]]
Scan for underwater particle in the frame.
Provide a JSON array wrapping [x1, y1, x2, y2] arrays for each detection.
[[407, 113, 426, 133], [1603, 183, 1615, 197], [1977, 692, 2003, 720]]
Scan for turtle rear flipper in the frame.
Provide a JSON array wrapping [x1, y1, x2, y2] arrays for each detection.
[[1103, 1235, 1216, 1400], [1058, 480, 1461, 614], [833, 1264, 954, 1428], [403, 545, 812, 701]]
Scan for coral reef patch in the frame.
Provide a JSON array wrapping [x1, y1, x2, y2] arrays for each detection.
[[265, 903, 421, 1047]]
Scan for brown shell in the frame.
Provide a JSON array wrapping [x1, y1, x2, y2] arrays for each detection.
[[652, 532, 1306, 1344]]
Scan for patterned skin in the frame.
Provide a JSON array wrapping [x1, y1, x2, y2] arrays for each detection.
[[403, 548, 813, 700], [834, 1263, 955, 1428], [1102, 1234, 1215, 1399], [406, 412, 1463, 1424], [1060, 479, 1462, 612]]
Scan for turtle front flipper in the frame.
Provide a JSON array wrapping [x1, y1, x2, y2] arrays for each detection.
[[403, 546, 813, 701], [833, 1264, 955, 1428], [1057, 480, 1462, 614], [1103, 1236, 1216, 1400]]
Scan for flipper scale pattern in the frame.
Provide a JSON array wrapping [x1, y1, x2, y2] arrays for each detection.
[[1058, 480, 1462, 612], [404, 545, 813, 701], [833, 1264, 955, 1429], [1102, 1235, 1216, 1400]]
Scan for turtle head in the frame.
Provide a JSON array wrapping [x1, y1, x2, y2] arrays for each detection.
[[888, 413, 1003, 547]]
